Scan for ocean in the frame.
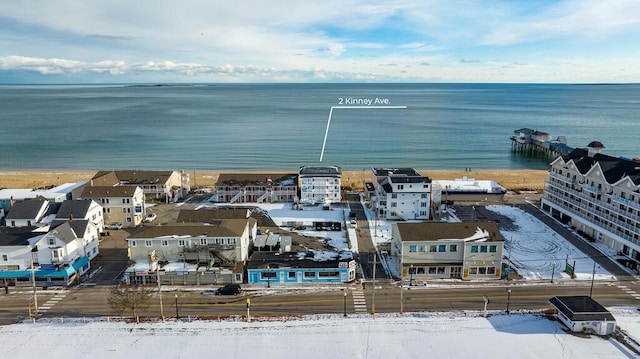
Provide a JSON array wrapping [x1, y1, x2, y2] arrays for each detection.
[[0, 83, 639, 171]]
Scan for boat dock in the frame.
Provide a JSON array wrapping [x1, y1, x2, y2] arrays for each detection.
[[510, 128, 574, 159]]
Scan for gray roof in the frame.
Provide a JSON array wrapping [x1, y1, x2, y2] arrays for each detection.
[[130, 221, 248, 239], [562, 148, 640, 185], [215, 173, 298, 187], [55, 200, 92, 220], [373, 168, 421, 177], [5, 199, 47, 220], [81, 185, 140, 198], [177, 208, 251, 223], [299, 165, 341, 176], [0, 226, 40, 246], [247, 251, 353, 270], [549, 296, 615, 322], [92, 170, 176, 186], [396, 222, 504, 242], [50, 219, 89, 237], [47, 221, 79, 244]]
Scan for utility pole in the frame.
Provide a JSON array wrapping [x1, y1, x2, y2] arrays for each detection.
[[590, 260, 596, 297], [371, 253, 376, 315], [157, 265, 164, 321], [31, 257, 38, 322]]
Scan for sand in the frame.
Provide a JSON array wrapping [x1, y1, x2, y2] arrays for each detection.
[[0, 168, 548, 192]]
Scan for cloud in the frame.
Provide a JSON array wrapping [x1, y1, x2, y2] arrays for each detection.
[[325, 44, 345, 57]]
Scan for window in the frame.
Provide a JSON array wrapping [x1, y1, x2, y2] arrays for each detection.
[[130, 240, 137, 247], [145, 240, 152, 247], [409, 245, 417, 253], [449, 244, 457, 252], [178, 240, 185, 246], [489, 245, 497, 253], [471, 245, 478, 253], [417, 245, 425, 252], [48, 238, 55, 245], [161, 240, 168, 247], [416, 267, 425, 274], [304, 271, 315, 279], [200, 238, 207, 245], [318, 271, 340, 278], [397, 185, 404, 190], [429, 245, 437, 252], [390, 202, 397, 207], [261, 271, 277, 279], [437, 267, 445, 274], [480, 245, 487, 253], [438, 245, 446, 252], [428, 267, 436, 274], [288, 271, 296, 279], [478, 267, 487, 274], [391, 194, 397, 199], [469, 267, 478, 275], [2, 254, 7, 261], [126, 217, 132, 223], [487, 267, 496, 275], [420, 202, 427, 207]]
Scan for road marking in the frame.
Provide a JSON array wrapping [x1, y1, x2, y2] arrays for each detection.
[[38, 292, 68, 313], [351, 289, 367, 314]]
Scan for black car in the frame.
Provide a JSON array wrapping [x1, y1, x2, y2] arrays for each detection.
[[216, 284, 242, 295]]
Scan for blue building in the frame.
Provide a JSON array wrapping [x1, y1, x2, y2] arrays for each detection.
[[247, 251, 356, 284]]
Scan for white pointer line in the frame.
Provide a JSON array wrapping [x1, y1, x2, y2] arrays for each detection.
[[320, 105, 407, 162]]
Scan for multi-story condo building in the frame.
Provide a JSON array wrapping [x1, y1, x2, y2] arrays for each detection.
[[391, 221, 505, 281], [370, 168, 432, 220], [541, 142, 640, 267], [299, 166, 342, 205], [91, 170, 190, 202], [80, 185, 145, 228], [214, 173, 298, 203]]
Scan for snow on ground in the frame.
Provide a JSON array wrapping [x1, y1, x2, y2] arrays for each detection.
[[1, 311, 637, 358], [485, 205, 615, 281]]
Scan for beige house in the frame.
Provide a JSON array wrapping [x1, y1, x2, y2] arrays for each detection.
[[91, 170, 189, 202], [79, 185, 145, 228], [124, 219, 256, 285], [391, 222, 505, 281]]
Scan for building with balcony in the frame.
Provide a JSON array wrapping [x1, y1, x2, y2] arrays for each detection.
[[91, 170, 189, 202], [214, 173, 298, 203], [541, 142, 640, 269], [370, 168, 432, 220], [299, 166, 341, 205]]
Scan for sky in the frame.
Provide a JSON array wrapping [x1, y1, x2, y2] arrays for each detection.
[[1, 0, 639, 83], [1, 310, 638, 358]]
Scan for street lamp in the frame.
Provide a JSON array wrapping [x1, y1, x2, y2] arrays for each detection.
[[174, 293, 179, 319], [409, 264, 414, 286], [267, 264, 271, 288], [343, 291, 347, 317], [506, 289, 512, 314]]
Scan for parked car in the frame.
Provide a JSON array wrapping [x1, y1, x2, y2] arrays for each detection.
[[216, 284, 242, 295], [106, 222, 123, 230], [143, 213, 157, 223]]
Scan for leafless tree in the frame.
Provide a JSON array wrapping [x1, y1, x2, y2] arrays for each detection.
[[108, 284, 153, 322]]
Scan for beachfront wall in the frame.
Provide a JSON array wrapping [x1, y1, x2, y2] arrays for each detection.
[[391, 222, 504, 281], [541, 144, 640, 270]]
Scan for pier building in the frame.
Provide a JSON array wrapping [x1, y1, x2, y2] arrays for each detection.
[[510, 128, 573, 159]]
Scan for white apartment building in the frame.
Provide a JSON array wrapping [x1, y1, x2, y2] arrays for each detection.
[[299, 166, 342, 205], [541, 142, 640, 268], [80, 185, 145, 228], [371, 168, 432, 220], [215, 173, 298, 203]]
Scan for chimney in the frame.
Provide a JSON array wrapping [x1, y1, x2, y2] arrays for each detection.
[[69, 214, 74, 220]]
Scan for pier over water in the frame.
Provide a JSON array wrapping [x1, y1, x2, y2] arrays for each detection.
[[510, 128, 574, 160]]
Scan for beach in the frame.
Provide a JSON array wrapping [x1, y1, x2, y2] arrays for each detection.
[[0, 168, 548, 192]]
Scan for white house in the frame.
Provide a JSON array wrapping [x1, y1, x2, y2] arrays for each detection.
[[55, 199, 104, 232], [3, 198, 50, 227], [391, 222, 505, 281], [299, 165, 342, 205], [371, 168, 432, 220], [549, 296, 616, 335]]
